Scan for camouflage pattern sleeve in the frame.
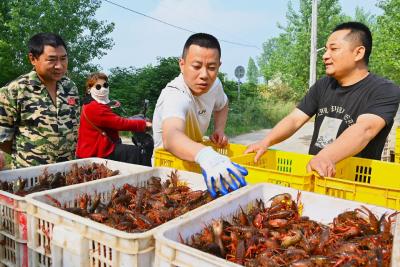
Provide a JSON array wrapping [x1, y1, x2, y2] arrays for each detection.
[[0, 81, 19, 143]]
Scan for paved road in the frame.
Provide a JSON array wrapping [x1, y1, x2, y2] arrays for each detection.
[[230, 122, 313, 154]]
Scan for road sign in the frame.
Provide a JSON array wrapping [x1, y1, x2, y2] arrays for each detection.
[[234, 65, 245, 80], [234, 66, 245, 101]]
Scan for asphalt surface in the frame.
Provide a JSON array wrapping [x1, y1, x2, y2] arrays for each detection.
[[230, 122, 313, 154]]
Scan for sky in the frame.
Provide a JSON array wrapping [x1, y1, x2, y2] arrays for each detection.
[[94, 0, 382, 80]]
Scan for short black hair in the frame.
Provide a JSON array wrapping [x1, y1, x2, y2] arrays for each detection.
[[333, 21, 372, 65], [182, 33, 221, 59], [28, 33, 67, 58]]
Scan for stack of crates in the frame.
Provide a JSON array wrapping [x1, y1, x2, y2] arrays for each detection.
[[0, 158, 149, 267], [25, 168, 208, 267]]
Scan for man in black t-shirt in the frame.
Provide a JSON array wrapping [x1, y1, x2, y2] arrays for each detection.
[[245, 22, 400, 177]]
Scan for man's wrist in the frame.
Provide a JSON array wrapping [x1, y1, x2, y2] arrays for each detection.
[[195, 146, 218, 164], [213, 128, 224, 134], [316, 149, 337, 164], [261, 139, 271, 149]]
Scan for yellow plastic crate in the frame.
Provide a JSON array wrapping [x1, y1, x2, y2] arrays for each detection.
[[232, 149, 400, 209], [233, 149, 400, 189], [334, 156, 400, 188], [231, 150, 314, 190], [314, 175, 400, 210], [396, 126, 400, 153], [396, 126, 400, 163], [153, 141, 247, 173]]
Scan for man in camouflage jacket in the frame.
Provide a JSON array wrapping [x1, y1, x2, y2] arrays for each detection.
[[0, 33, 80, 169]]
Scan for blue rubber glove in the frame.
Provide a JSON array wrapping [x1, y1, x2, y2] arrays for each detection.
[[195, 147, 248, 198]]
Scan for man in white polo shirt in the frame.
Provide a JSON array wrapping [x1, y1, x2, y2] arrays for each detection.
[[152, 33, 247, 198]]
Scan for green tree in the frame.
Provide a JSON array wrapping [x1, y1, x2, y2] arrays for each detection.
[[109, 57, 181, 117], [354, 6, 376, 27], [0, 0, 114, 88], [370, 0, 400, 84], [258, 0, 347, 100], [246, 57, 259, 84]]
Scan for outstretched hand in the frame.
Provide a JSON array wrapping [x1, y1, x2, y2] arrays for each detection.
[[202, 161, 248, 198], [210, 131, 228, 148], [306, 154, 336, 177], [129, 115, 152, 129], [195, 147, 248, 198], [145, 120, 152, 128], [244, 141, 268, 163]]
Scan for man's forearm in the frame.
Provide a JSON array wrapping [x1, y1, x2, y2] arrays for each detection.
[[261, 109, 310, 147], [318, 122, 377, 164], [164, 129, 205, 161], [0, 140, 12, 154], [213, 103, 228, 133]]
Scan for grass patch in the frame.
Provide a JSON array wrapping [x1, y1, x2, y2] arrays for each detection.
[[3, 153, 11, 169], [263, 99, 295, 126], [209, 97, 295, 137]]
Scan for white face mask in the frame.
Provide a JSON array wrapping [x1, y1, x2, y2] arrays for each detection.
[[89, 82, 110, 104]]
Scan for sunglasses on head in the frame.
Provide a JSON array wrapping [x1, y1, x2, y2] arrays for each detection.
[[95, 82, 109, 90]]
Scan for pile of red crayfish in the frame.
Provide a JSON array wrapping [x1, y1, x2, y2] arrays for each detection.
[[0, 163, 119, 196], [184, 193, 396, 266], [46, 170, 213, 233]]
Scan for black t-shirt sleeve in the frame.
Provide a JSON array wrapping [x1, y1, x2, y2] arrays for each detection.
[[297, 79, 321, 117], [361, 82, 400, 125]]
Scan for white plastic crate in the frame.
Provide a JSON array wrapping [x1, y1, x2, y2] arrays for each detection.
[[154, 183, 399, 267], [0, 234, 28, 267], [0, 157, 150, 267], [25, 167, 207, 267]]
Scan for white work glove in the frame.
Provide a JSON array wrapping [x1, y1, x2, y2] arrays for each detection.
[[195, 147, 248, 198]]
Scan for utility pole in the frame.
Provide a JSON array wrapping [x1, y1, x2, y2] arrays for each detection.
[[237, 80, 241, 101], [309, 0, 318, 88]]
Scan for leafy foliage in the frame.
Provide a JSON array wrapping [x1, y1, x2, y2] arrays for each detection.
[[207, 93, 295, 137], [265, 75, 294, 102], [246, 57, 259, 84], [370, 0, 400, 84], [258, 0, 348, 100], [108, 57, 181, 117], [257, 0, 400, 103], [0, 0, 114, 88]]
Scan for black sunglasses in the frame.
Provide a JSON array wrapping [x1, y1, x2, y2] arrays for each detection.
[[95, 82, 109, 90]]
